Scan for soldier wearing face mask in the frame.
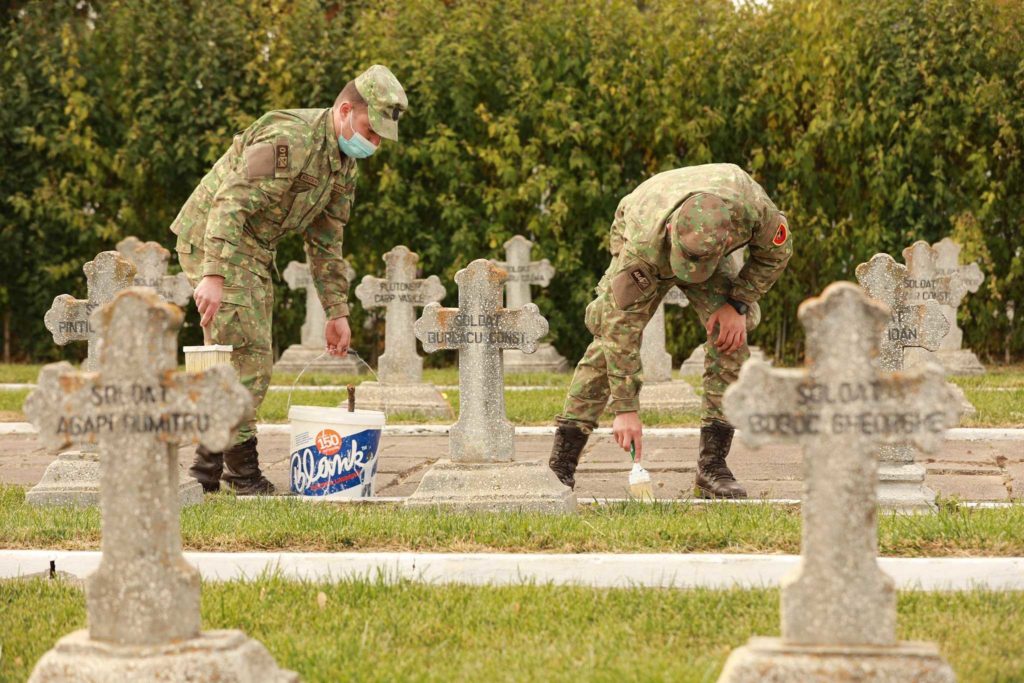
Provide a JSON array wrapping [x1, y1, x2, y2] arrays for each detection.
[[170, 64, 407, 495]]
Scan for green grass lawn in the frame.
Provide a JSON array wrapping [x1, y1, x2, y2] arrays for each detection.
[[1, 577, 1021, 683], [2, 486, 1021, 555], [2, 364, 1021, 426]]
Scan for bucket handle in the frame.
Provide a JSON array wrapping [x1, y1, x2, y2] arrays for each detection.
[[286, 349, 381, 414]]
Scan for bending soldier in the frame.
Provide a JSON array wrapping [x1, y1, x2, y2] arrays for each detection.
[[549, 163, 793, 498], [171, 65, 407, 494]]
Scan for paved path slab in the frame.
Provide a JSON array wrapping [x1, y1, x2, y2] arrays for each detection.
[[2, 549, 1021, 591], [2, 430, 1022, 500]]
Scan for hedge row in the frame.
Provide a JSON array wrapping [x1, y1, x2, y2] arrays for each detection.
[[2, 0, 1022, 365]]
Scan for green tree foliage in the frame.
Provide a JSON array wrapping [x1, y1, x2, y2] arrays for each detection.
[[2, 0, 1021, 365]]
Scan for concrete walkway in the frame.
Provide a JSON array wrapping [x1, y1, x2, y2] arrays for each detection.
[[3, 549, 1022, 590], [2, 426, 1022, 501]]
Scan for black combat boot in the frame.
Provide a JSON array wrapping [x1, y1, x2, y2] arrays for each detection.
[[189, 445, 223, 493], [548, 423, 590, 489], [694, 421, 747, 499], [222, 436, 276, 495]]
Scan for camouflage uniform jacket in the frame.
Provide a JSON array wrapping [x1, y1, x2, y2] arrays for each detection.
[[599, 162, 793, 409], [171, 108, 359, 318]]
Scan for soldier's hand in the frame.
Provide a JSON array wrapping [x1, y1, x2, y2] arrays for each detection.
[[612, 411, 644, 461], [326, 316, 351, 357], [193, 275, 225, 328], [706, 304, 747, 355]]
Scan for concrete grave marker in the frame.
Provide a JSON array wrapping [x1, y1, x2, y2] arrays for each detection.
[[717, 282, 956, 682], [639, 287, 700, 410], [274, 256, 363, 374], [856, 253, 951, 510], [115, 236, 192, 306], [490, 235, 568, 372], [408, 259, 575, 512], [33, 251, 201, 506], [929, 237, 986, 374], [902, 240, 979, 418], [354, 245, 450, 417], [24, 288, 295, 682]]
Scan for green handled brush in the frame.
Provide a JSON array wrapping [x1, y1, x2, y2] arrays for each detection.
[[628, 442, 654, 501]]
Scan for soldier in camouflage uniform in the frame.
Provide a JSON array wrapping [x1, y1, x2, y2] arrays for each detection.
[[171, 65, 408, 494], [549, 163, 793, 498]]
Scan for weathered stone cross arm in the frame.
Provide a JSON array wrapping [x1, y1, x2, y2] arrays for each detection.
[[494, 304, 549, 353], [491, 235, 556, 286], [116, 236, 192, 306], [43, 251, 137, 346], [27, 289, 251, 455], [355, 274, 446, 309], [855, 253, 951, 356], [724, 282, 960, 454], [44, 296, 91, 345]]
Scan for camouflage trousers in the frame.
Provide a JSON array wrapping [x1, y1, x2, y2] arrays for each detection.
[[177, 243, 274, 445], [559, 256, 760, 431]]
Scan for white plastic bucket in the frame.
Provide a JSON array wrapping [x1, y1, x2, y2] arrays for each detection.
[[288, 406, 385, 498]]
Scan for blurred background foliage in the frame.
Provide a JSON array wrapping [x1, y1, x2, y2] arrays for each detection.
[[1, 0, 1021, 367]]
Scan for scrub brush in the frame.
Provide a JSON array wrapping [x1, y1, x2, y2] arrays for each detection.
[[628, 442, 654, 501]]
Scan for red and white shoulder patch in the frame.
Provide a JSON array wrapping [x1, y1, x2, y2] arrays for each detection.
[[772, 222, 788, 246]]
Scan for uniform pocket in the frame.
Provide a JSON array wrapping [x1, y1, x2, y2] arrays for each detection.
[[211, 287, 254, 350], [610, 260, 657, 310], [584, 297, 606, 336]]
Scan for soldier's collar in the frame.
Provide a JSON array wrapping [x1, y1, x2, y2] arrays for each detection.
[[324, 108, 342, 173]]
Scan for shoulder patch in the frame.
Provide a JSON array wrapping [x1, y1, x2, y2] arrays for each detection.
[[275, 143, 289, 172], [244, 143, 276, 180], [772, 221, 788, 246]]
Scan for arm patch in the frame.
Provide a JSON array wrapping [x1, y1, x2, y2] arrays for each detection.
[[244, 143, 276, 179]]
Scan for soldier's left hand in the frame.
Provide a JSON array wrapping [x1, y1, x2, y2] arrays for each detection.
[[325, 316, 351, 357], [706, 304, 747, 355]]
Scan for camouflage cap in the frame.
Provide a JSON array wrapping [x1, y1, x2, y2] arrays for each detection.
[[354, 64, 408, 142], [668, 193, 732, 283]]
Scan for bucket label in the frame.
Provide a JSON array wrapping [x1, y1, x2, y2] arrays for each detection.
[[290, 428, 381, 496]]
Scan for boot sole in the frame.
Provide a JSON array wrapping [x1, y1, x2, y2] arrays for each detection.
[[694, 484, 748, 500]]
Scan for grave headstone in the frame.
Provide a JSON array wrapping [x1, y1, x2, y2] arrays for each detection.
[[639, 287, 700, 411], [717, 282, 956, 683], [32, 252, 203, 507], [856, 253, 951, 510], [408, 259, 575, 512], [902, 240, 979, 417], [115, 236, 193, 306], [930, 237, 986, 374], [490, 235, 568, 373], [354, 245, 451, 417], [24, 288, 296, 682], [274, 256, 363, 374]]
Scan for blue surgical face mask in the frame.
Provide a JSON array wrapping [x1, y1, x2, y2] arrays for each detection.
[[338, 111, 377, 159]]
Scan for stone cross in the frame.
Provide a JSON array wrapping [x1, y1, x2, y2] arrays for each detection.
[[355, 245, 445, 384], [641, 286, 689, 383], [931, 237, 984, 352], [44, 251, 137, 372], [856, 253, 951, 372], [115, 236, 193, 306], [490, 235, 555, 309], [414, 259, 548, 461], [856, 253, 951, 509], [25, 288, 251, 647], [723, 282, 958, 647], [902, 240, 977, 340], [284, 257, 357, 348]]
